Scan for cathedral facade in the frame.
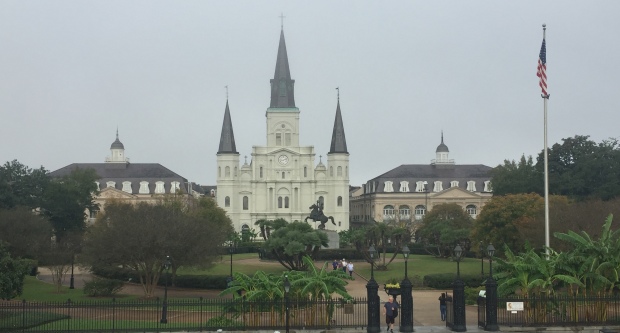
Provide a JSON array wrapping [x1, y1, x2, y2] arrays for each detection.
[[216, 29, 350, 233]]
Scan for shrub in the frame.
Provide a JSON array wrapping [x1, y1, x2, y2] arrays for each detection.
[[83, 277, 123, 297], [423, 273, 485, 289]]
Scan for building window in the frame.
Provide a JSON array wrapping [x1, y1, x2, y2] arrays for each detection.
[[484, 180, 492, 192], [466, 205, 477, 218], [383, 205, 395, 220], [171, 181, 180, 193], [337, 196, 343, 206], [282, 172, 285, 179], [155, 181, 165, 194], [278, 196, 283, 208], [225, 196, 230, 207], [225, 166, 230, 177], [218, 167, 221, 178], [467, 181, 476, 192], [450, 180, 459, 188], [338, 221, 341, 227], [285, 133, 291, 146], [276, 133, 282, 145], [414, 205, 426, 220], [139, 181, 149, 194], [94, 181, 100, 191], [243, 196, 249, 210], [433, 181, 443, 192], [285, 196, 289, 208], [399, 181, 409, 192], [234, 167, 238, 177], [330, 166, 333, 177], [384, 181, 394, 192], [304, 166, 307, 178], [122, 181, 132, 193], [210, 189, 216, 197], [319, 196, 324, 206], [399, 205, 410, 220], [415, 181, 427, 192], [106, 181, 116, 189], [337, 166, 342, 177], [260, 167, 263, 178]]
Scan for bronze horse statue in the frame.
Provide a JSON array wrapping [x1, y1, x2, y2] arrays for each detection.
[[305, 203, 335, 230]]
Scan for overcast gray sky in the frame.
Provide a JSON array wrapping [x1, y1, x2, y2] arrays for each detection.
[[1, 1, 618, 186]]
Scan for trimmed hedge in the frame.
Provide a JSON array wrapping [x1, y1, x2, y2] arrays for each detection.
[[92, 266, 229, 290], [423, 273, 486, 289]]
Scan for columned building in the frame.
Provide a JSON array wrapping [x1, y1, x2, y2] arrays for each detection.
[[216, 28, 350, 232], [350, 134, 492, 232]]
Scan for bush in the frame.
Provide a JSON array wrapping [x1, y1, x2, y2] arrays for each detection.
[[168, 274, 229, 289], [83, 277, 124, 297], [423, 273, 486, 289]]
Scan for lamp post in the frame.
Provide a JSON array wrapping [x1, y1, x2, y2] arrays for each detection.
[[400, 245, 414, 332], [484, 244, 498, 331], [69, 255, 75, 289], [479, 241, 484, 279], [367, 244, 380, 333], [452, 245, 466, 332], [160, 256, 171, 324], [284, 274, 291, 333], [229, 241, 235, 278]]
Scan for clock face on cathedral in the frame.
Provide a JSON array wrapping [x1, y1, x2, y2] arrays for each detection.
[[278, 155, 289, 166]]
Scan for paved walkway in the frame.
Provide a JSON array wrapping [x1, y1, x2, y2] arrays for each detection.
[[37, 258, 482, 331]]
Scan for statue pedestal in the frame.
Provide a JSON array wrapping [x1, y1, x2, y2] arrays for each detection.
[[321, 229, 340, 249]]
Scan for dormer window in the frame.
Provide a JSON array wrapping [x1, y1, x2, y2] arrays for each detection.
[[171, 181, 180, 193], [122, 181, 132, 193], [95, 181, 100, 191], [155, 181, 165, 194], [415, 181, 428, 192], [433, 181, 443, 192], [139, 181, 149, 194], [467, 181, 476, 192], [484, 180, 492, 192], [106, 181, 116, 189], [399, 181, 409, 192], [384, 181, 394, 192], [450, 180, 459, 188]]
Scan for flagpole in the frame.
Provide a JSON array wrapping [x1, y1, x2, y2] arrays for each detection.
[[541, 24, 550, 256]]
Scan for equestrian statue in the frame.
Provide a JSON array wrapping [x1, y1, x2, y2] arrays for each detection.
[[305, 200, 336, 230]]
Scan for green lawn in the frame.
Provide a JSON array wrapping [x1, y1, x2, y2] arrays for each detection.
[[177, 253, 286, 276], [353, 255, 488, 285]]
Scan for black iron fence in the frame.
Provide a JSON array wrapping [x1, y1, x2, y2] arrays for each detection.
[[496, 294, 620, 327], [0, 297, 368, 332]]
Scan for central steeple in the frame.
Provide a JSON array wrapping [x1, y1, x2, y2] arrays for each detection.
[[269, 28, 296, 108]]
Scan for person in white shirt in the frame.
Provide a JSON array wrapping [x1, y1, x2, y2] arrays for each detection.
[[347, 262, 354, 277]]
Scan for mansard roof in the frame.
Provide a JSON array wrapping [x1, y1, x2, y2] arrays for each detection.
[[367, 164, 492, 194], [49, 163, 188, 194]]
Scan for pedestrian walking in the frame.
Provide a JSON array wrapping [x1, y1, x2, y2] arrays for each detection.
[[439, 292, 447, 321], [341, 259, 347, 273], [332, 259, 339, 270], [347, 262, 354, 277], [383, 296, 399, 333]]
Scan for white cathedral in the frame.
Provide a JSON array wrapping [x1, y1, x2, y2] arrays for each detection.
[[216, 28, 350, 233]]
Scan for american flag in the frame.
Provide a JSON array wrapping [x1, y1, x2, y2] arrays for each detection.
[[537, 38, 547, 96]]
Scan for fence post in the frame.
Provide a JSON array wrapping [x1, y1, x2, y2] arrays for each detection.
[[22, 299, 26, 333]]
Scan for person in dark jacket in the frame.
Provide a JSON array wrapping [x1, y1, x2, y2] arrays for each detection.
[[383, 296, 399, 332], [439, 293, 447, 321]]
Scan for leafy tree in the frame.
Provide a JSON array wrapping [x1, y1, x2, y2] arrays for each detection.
[[254, 218, 287, 241], [350, 222, 408, 270], [0, 207, 53, 260], [262, 221, 328, 271], [491, 155, 542, 196], [417, 203, 473, 258], [82, 199, 232, 298], [471, 193, 544, 255], [0, 243, 29, 300], [42, 167, 99, 242], [0, 160, 49, 209]]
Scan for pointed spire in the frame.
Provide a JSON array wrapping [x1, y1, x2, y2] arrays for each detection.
[[329, 92, 348, 154], [110, 128, 124, 149], [269, 28, 296, 108], [218, 100, 238, 154]]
